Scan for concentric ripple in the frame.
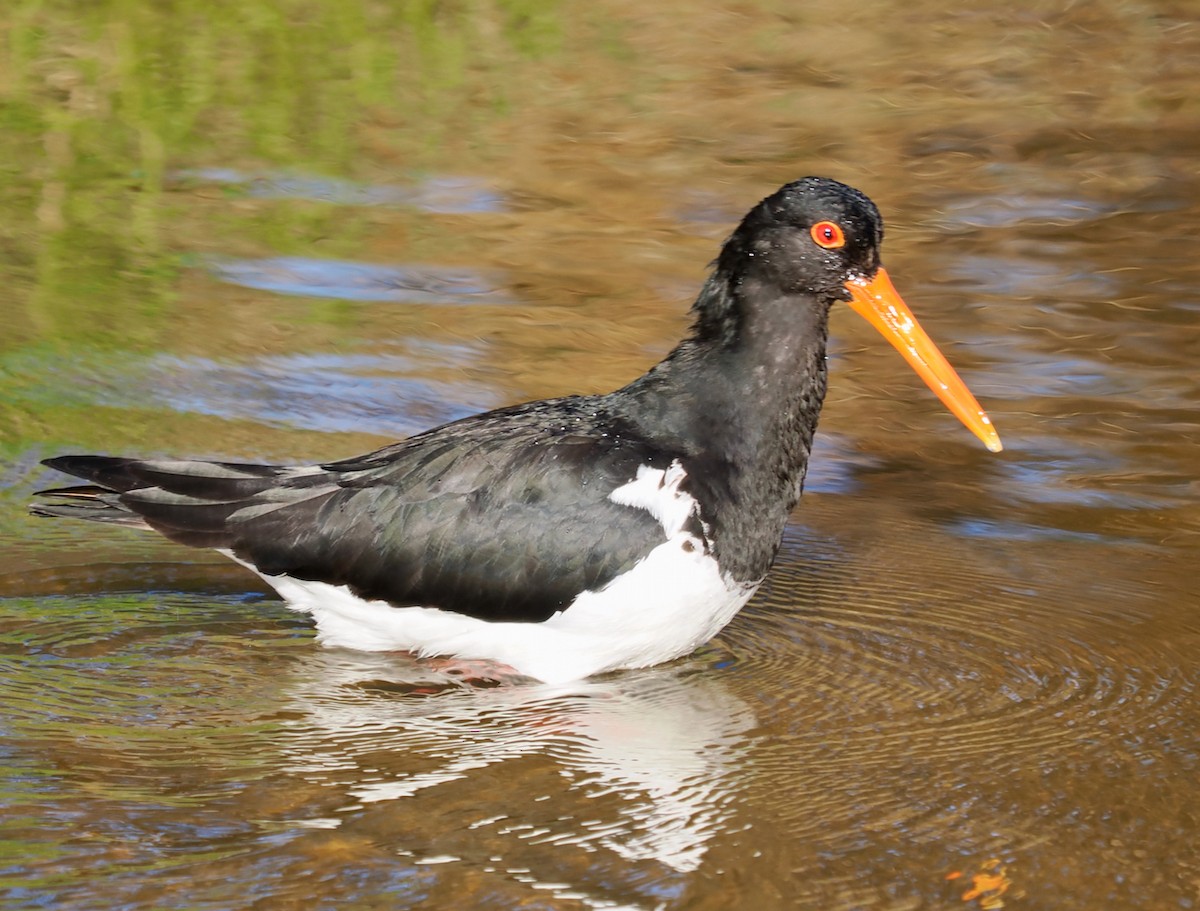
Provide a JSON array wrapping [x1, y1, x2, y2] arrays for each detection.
[[708, 506, 1198, 891]]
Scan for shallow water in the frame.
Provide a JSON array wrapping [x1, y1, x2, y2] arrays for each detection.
[[1, 0, 1198, 908]]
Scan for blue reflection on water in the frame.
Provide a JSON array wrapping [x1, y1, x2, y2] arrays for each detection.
[[206, 256, 514, 305], [141, 351, 499, 437], [175, 168, 506, 215]]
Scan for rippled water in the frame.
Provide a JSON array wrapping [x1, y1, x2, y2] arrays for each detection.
[[2, 0, 1198, 908]]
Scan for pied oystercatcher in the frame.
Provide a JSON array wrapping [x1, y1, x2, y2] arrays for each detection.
[[31, 177, 1002, 683]]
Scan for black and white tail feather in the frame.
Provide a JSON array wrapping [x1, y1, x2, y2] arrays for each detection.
[[31, 456, 325, 543]]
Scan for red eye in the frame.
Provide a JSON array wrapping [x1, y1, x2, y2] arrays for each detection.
[[810, 221, 846, 249]]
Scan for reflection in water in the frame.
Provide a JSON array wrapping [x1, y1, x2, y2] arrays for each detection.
[[173, 169, 507, 215], [137, 351, 499, 438], [278, 652, 754, 877], [0, 591, 758, 908], [933, 193, 1115, 229], [9, 347, 500, 441], [206, 256, 514, 305]]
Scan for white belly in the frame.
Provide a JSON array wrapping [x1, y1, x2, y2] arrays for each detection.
[[225, 534, 757, 684]]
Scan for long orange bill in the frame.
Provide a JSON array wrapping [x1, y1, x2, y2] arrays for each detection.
[[844, 267, 1002, 453]]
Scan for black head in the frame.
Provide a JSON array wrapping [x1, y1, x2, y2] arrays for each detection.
[[687, 177, 886, 346], [717, 177, 884, 299]]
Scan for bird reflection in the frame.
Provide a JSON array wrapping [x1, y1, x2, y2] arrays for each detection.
[[275, 651, 756, 877]]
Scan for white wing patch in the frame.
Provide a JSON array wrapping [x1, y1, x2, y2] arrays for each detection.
[[609, 459, 703, 540]]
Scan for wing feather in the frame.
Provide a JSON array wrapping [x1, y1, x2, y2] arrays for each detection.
[[33, 398, 681, 622]]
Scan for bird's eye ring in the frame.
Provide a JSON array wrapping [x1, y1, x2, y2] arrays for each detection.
[[810, 221, 846, 249]]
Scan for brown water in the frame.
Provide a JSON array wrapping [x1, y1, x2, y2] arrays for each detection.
[[1, 1, 1198, 908]]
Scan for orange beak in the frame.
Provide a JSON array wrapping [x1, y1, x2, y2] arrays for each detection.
[[844, 267, 1002, 452]]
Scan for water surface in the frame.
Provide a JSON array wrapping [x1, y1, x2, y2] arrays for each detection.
[[1, 0, 1197, 908]]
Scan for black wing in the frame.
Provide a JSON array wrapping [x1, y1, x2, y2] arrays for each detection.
[[33, 397, 681, 622]]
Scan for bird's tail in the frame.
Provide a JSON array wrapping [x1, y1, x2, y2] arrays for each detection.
[[29, 482, 150, 527], [30, 455, 329, 549]]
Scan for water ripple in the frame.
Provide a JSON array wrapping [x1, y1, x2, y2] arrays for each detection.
[[133, 351, 499, 437], [174, 168, 507, 215], [713, 516, 1197, 866], [206, 256, 514, 305], [5, 345, 499, 440], [932, 194, 1117, 229]]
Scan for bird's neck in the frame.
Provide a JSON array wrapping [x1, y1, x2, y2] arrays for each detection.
[[619, 271, 833, 579]]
